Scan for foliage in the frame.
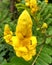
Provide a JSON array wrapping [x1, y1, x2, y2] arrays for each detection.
[[0, 0, 52, 65]]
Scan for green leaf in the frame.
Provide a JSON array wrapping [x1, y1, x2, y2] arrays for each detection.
[[0, 50, 7, 57], [35, 62, 40, 65], [42, 45, 52, 55], [46, 38, 52, 44], [47, 26, 52, 35], [0, 57, 3, 63], [1, 59, 7, 65], [2, 56, 31, 65], [35, 45, 52, 65], [40, 52, 52, 64], [10, 56, 30, 65], [36, 57, 48, 65]]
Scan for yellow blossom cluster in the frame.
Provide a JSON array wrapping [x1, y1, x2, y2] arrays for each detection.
[[4, 24, 13, 45], [25, 0, 38, 13], [4, 10, 37, 61]]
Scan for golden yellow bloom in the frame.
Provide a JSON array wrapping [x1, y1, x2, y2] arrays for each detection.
[[16, 10, 32, 40], [30, 0, 38, 13], [41, 23, 48, 29], [25, 0, 38, 13], [4, 10, 37, 61], [4, 24, 13, 45], [45, 0, 48, 3], [30, 0, 37, 8]]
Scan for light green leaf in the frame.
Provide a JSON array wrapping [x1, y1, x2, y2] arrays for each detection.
[[46, 38, 52, 44]]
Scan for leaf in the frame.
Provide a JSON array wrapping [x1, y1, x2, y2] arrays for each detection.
[[2, 56, 31, 65], [0, 50, 7, 57], [0, 57, 3, 63], [42, 45, 52, 55], [40, 52, 52, 64], [10, 56, 30, 65], [1, 59, 7, 65], [46, 38, 52, 44], [35, 44, 52, 65], [47, 26, 52, 35], [35, 62, 40, 65], [36, 57, 48, 65]]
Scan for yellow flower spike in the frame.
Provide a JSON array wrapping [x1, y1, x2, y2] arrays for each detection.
[[3, 10, 37, 61], [4, 24, 13, 45], [41, 23, 48, 29], [14, 10, 37, 61], [16, 10, 32, 40]]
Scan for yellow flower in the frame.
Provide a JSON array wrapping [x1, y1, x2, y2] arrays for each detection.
[[4, 24, 13, 45], [3, 10, 37, 61], [25, 0, 38, 13], [25, 0, 30, 7], [30, 0, 38, 13], [45, 0, 48, 3], [30, 0, 37, 8], [41, 23, 48, 29]]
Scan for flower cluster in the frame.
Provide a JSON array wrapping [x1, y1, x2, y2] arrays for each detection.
[[25, 0, 38, 13], [4, 24, 13, 45], [4, 10, 37, 61]]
